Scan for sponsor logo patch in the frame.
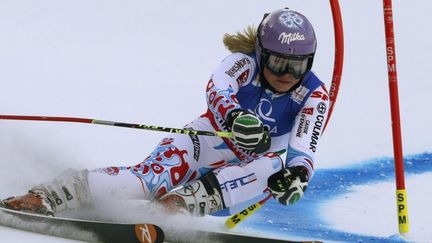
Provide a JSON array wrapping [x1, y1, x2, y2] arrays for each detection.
[[236, 69, 250, 86], [296, 113, 311, 138], [220, 173, 257, 192], [309, 115, 324, 152], [225, 57, 251, 78], [278, 32, 305, 45], [310, 90, 329, 101], [135, 224, 158, 243], [279, 11, 304, 28], [189, 134, 200, 161], [317, 102, 327, 114], [291, 85, 310, 104], [302, 107, 314, 115]]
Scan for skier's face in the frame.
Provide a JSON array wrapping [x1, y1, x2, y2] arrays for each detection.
[[263, 67, 301, 93]]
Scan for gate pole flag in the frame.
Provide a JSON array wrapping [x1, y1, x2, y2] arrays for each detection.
[[382, 0, 409, 234]]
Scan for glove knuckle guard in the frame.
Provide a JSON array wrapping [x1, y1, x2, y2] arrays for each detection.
[[227, 110, 271, 154], [267, 166, 309, 206]]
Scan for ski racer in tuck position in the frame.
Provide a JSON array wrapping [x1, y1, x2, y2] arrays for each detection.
[[2, 8, 329, 218]]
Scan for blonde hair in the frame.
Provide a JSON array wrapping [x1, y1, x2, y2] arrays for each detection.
[[223, 25, 257, 54]]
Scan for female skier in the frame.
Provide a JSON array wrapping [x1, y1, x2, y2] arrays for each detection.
[[2, 8, 329, 217]]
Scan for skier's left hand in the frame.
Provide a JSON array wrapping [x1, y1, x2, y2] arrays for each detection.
[[226, 109, 271, 154], [267, 166, 309, 205]]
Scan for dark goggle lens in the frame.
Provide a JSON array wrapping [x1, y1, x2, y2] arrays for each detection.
[[265, 53, 311, 78]]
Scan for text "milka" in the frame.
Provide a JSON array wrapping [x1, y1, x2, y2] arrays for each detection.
[[278, 32, 305, 44]]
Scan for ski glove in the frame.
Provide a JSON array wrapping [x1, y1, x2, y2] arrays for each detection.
[[226, 109, 271, 154], [267, 166, 309, 205]]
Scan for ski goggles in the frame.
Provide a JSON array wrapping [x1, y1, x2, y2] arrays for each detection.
[[261, 49, 313, 79]]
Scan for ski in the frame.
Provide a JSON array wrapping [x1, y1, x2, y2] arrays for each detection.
[[1, 202, 321, 243], [0, 203, 164, 243], [174, 229, 322, 243]]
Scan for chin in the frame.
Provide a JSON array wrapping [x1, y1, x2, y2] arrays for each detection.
[[275, 87, 290, 93], [274, 83, 294, 92]]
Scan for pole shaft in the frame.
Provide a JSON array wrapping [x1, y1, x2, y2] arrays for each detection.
[[325, 0, 345, 130], [0, 115, 232, 138], [382, 0, 409, 234], [383, 0, 406, 189]]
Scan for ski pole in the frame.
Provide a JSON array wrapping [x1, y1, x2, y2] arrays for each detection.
[[0, 115, 232, 138], [225, 194, 271, 229]]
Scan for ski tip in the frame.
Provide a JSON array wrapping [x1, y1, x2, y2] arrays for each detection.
[[134, 224, 164, 243]]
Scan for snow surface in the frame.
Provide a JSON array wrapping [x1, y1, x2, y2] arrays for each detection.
[[1, 0, 431, 242]]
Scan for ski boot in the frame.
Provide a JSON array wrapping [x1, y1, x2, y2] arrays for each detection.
[[157, 172, 225, 216], [2, 189, 56, 216], [2, 168, 91, 216]]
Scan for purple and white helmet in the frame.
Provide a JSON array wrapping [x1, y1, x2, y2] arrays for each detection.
[[256, 8, 317, 79]]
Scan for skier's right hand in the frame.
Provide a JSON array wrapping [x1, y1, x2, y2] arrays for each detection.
[[226, 109, 271, 154], [267, 166, 309, 205]]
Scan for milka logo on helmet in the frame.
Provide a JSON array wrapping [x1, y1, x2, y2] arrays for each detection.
[[279, 12, 304, 28], [278, 32, 305, 45]]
